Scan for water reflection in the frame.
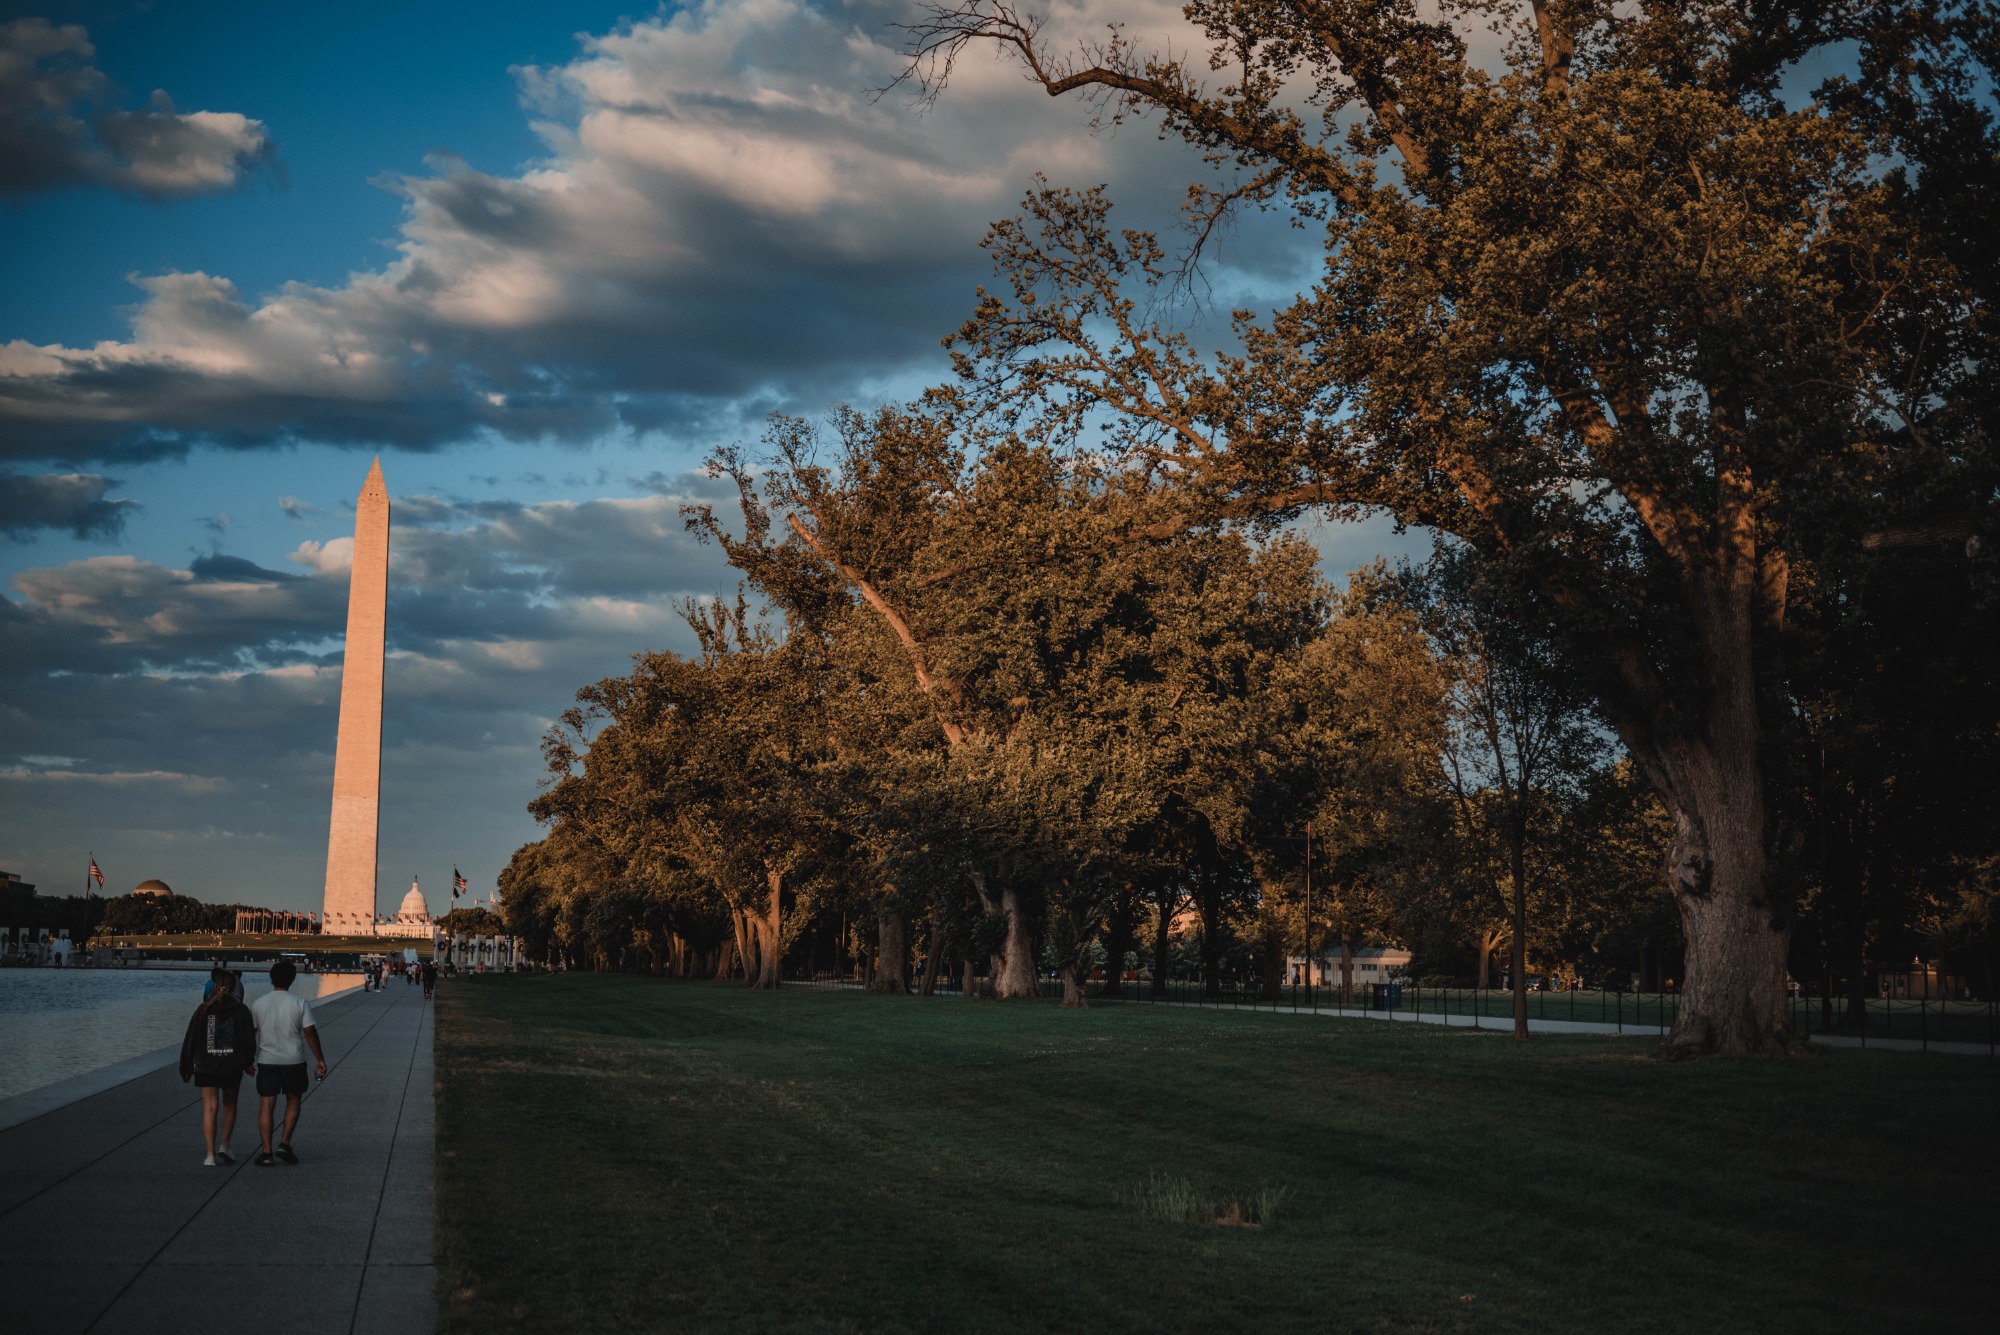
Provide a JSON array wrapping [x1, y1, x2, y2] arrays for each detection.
[[0, 969, 365, 1100]]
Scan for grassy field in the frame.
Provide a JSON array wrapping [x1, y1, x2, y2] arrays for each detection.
[[435, 976, 1997, 1334]]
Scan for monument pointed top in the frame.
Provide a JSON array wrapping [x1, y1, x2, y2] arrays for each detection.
[[359, 456, 387, 504]]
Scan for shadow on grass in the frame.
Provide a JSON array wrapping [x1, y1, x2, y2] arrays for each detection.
[[437, 975, 1997, 1334]]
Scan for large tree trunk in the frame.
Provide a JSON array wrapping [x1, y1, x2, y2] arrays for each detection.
[[868, 911, 908, 994], [1199, 880, 1223, 1000], [749, 869, 782, 990], [1508, 821, 1529, 1041], [919, 906, 942, 996], [1258, 900, 1285, 1003], [1150, 893, 1173, 998], [1612, 555, 1801, 1057], [1477, 927, 1503, 991], [728, 908, 757, 988], [1649, 739, 1799, 1056], [1060, 965, 1089, 1008], [1100, 895, 1133, 999], [1338, 928, 1353, 1008], [1663, 804, 1795, 1054], [993, 886, 1038, 998], [973, 875, 1039, 999]]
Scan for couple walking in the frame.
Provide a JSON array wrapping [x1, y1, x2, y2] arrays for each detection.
[[177, 959, 328, 1167]]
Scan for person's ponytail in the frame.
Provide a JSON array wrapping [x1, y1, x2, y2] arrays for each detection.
[[197, 978, 235, 1018]]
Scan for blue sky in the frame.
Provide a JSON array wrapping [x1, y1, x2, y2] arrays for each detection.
[[7, 1, 632, 345], [0, 0, 1422, 913]]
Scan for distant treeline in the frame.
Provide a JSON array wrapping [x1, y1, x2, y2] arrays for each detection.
[[95, 892, 254, 937], [437, 906, 504, 937], [0, 883, 105, 939]]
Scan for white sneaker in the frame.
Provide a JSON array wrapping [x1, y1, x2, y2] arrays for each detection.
[[203, 1155, 217, 1166], [215, 1148, 235, 1165]]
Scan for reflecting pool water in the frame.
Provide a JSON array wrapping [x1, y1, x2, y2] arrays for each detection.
[[0, 969, 363, 1100]]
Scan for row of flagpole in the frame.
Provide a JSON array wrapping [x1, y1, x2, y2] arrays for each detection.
[[82, 855, 496, 914]]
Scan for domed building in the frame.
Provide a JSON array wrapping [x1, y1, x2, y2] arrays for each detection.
[[133, 879, 172, 897], [373, 876, 436, 940]]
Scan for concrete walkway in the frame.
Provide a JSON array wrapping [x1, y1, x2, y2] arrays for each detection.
[[1093, 992, 1998, 1054], [0, 985, 434, 1334]]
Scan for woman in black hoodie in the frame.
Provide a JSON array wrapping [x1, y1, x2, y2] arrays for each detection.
[[179, 971, 256, 1166]]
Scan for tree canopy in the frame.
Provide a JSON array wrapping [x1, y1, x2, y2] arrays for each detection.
[[887, 0, 1999, 1052], [500, 2, 1997, 1056]]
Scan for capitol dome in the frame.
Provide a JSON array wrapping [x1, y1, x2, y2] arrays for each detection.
[[397, 879, 430, 920], [133, 878, 172, 896]]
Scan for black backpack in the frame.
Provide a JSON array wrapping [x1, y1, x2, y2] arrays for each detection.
[[192, 999, 250, 1074]]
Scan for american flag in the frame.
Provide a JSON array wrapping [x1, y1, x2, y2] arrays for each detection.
[[87, 856, 104, 891], [452, 867, 467, 899]]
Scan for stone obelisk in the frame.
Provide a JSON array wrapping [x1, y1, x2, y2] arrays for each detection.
[[322, 459, 390, 935]]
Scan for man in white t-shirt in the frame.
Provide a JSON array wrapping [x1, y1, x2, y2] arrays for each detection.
[[249, 958, 328, 1166]]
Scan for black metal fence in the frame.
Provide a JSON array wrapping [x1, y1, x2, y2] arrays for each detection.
[[788, 968, 1999, 1054]]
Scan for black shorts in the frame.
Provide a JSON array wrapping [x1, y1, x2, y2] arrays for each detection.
[[256, 1063, 310, 1097], [193, 1069, 243, 1091]]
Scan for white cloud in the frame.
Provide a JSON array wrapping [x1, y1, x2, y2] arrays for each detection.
[[0, 0, 1243, 466], [0, 19, 277, 198], [0, 767, 228, 792], [290, 536, 354, 577]]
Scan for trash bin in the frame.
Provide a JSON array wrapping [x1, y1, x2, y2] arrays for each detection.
[[1387, 981, 1403, 1012]]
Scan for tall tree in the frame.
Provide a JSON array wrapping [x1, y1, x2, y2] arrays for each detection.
[[534, 599, 838, 989], [897, 1, 1997, 1052]]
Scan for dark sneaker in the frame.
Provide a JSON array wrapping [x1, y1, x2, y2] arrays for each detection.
[[214, 1149, 235, 1166], [275, 1143, 299, 1165], [255, 1151, 275, 1167]]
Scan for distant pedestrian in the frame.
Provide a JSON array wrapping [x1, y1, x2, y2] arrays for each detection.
[[249, 959, 328, 1167], [202, 964, 228, 1001], [420, 959, 436, 1000], [179, 971, 254, 1166]]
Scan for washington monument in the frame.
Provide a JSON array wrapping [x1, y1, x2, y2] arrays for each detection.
[[322, 458, 390, 935]]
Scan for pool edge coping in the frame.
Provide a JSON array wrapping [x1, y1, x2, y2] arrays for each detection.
[[0, 978, 369, 1133]]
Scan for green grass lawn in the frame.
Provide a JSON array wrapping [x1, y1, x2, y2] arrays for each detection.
[[435, 976, 1997, 1334]]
